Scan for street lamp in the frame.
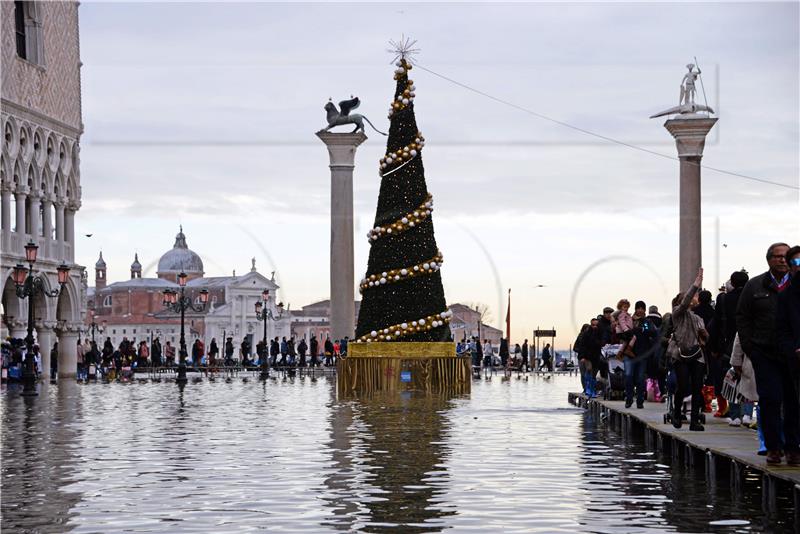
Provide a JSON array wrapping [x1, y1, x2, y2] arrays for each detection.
[[162, 272, 208, 384], [13, 241, 70, 395], [254, 289, 285, 380]]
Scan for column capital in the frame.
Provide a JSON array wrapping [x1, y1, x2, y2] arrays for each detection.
[[67, 200, 81, 211], [15, 187, 30, 197], [1, 181, 14, 194], [316, 131, 368, 167], [663, 117, 718, 158]]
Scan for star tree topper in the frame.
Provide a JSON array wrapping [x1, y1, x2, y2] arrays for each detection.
[[387, 35, 421, 64]]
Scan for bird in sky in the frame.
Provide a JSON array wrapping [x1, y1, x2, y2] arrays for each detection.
[[85, 234, 93, 237]]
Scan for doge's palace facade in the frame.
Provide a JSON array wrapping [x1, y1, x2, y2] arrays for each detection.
[[1, 1, 85, 378]]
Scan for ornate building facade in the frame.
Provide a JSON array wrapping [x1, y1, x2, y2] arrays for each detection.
[[87, 228, 290, 355], [1, 1, 85, 378]]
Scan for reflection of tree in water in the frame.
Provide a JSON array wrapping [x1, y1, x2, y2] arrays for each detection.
[[323, 392, 458, 533], [1, 382, 83, 533]]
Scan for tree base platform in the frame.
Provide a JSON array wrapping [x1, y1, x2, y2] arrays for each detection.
[[338, 342, 471, 396]]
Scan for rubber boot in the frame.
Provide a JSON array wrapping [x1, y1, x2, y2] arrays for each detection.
[[583, 372, 592, 396], [653, 380, 663, 403], [588, 376, 597, 398], [757, 405, 767, 456], [714, 395, 729, 418], [702, 385, 715, 413]]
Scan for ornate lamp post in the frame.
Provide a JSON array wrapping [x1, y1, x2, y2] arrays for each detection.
[[254, 289, 285, 380], [162, 271, 208, 384], [12, 241, 71, 396]]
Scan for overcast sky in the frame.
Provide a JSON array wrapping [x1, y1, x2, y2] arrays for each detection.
[[76, 1, 799, 346]]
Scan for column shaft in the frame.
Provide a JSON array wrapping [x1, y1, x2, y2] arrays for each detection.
[[316, 131, 367, 342], [15, 192, 27, 235], [1, 189, 11, 231], [679, 156, 702, 291], [55, 203, 65, 241], [330, 163, 355, 341], [43, 198, 53, 241]]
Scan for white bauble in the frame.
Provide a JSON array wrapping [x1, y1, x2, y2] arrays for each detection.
[[371, 331, 377, 337], [411, 321, 418, 326], [401, 217, 408, 224], [401, 323, 408, 329], [419, 318, 426, 325], [400, 269, 408, 275], [394, 275, 400, 281], [379, 277, 387, 284], [413, 266, 419, 271], [423, 263, 430, 270], [409, 222, 415, 227], [402, 98, 409, 105], [410, 150, 417, 156]]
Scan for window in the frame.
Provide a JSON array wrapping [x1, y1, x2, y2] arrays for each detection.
[[133, 329, 137, 334], [14, 2, 44, 66], [122, 329, 126, 334], [14, 2, 26, 59], [112, 329, 116, 335], [102, 295, 112, 307]]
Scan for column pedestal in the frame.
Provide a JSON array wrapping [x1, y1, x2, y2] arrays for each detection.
[[663, 116, 717, 291], [57, 330, 80, 379], [316, 131, 367, 342]]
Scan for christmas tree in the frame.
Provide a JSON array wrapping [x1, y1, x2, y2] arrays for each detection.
[[355, 44, 452, 343]]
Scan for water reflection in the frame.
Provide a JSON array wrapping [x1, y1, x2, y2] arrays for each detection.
[[2, 381, 83, 533], [0, 376, 793, 532], [323, 392, 457, 532]]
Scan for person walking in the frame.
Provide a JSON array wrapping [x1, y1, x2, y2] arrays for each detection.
[[224, 337, 235, 366], [499, 338, 509, 368], [737, 243, 797, 465], [541, 343, 553, 372], [626, 301, 658, 408], [709, 270, 749, 418], [324, 337, 334, 366], [309, 335, 319, 367], [298, 338, 308, 367], [151, 338, 162, 367], [522, 339, 530, 372], [208, 338, 219, 367], [669, 268, 708, 431]]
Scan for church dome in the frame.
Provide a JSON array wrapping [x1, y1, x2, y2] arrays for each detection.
[[157, 226, 204, 276], [131, 253, 142, 272]]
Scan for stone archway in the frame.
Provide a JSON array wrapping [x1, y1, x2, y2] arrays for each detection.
[[54, 276, 80, 379]]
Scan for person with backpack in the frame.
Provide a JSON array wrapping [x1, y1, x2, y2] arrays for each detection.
[[668, 268, 708, 431]]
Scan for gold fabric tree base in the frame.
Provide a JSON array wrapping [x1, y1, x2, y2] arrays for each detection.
[[338, 342, 471, 397]]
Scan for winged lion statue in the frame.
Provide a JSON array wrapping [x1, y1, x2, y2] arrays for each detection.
[[321, 97, 387, 135]]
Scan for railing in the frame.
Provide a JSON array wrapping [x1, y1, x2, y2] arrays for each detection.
[[1, 231, 75, 264]]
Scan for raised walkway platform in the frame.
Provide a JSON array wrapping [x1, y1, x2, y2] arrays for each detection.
[[568, 392, 800, 514]]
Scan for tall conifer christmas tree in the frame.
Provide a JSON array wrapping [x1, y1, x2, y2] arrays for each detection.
[[355, 46, 452, 343]]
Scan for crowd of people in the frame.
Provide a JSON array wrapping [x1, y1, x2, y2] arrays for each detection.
[[456, 337, 563, 372], [574, 242, 800, 466], [1, 333, 349, 382]]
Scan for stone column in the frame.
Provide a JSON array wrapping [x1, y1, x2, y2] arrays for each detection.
[[663, 116, 717, 291], [15, 191, 27, 235], [36, 322, 56, 381], [64, 203, 78, 246], [316, 131, 367, 341], [1, 184, 12, 232], [57, 327, 80, 379], [55, 201, 65, 241], [42, 197, 53, 241], [27, 193, 40, 239]]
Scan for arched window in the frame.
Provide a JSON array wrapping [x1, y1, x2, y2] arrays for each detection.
[[102, 295, 112, 307]]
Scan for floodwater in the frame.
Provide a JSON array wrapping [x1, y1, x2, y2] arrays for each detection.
[[0, 374, 793, 533]]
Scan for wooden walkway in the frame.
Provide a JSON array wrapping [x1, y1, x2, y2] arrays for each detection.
[[568, 392, 800, 514]]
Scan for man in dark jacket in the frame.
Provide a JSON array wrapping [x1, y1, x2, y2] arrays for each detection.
[[777, 246, 800, 382], [708, 270, 749, 416], [737, 242, 796, 465], [598, 307, 614, 345]]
